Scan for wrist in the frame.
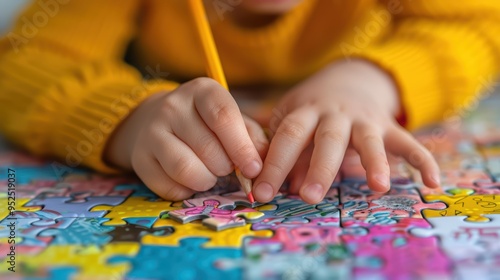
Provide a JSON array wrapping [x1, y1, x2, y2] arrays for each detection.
[[327, 59, 402, 117]]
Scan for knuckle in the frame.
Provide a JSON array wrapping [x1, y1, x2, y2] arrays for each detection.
[[316, 129, 346, 147], [209, 102, 234, 129], [233, 143, 255, 162], [265, 160, 287, 178], [279, 118, 306, 139], [362, 134, 382, 144], [161, 184, 194, 201], [197, 133, 219, 159], [315, 163, 337, 181], [173, 157, 197, 182], [186, 77, 218, 92], [159, 96, 180, 116]]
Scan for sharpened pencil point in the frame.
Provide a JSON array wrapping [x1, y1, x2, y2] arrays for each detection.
[[247, 192, 255, 203]]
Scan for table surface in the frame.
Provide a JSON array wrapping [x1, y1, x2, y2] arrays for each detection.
[[1, 94, 500, 280]]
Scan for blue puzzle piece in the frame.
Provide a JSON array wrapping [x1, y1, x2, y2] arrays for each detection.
[[123, 217, 157, 228], [0, 217, 76, 246], [39, 218, 113, 246], [25, 196, 126, 218], [114, 184, 159, 198], [108, 238, 242, 280]]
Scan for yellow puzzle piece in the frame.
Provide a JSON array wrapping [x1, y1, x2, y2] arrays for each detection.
[[0, 198, 41, 221], [142, 218, 272, 248], [423, 188, 500, 222], [91, 197, 181, 226], [0, 243, 139, 280]]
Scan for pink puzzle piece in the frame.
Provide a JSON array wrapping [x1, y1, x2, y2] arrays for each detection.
[[249, 217, 344, 253], [169, 199, 265, 231], [342, 218, 451, 279]]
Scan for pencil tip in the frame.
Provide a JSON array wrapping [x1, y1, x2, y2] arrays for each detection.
[[247, 192, 255, 203]]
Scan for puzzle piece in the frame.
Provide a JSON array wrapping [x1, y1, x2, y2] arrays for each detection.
[[91, 196, 179, 226], [423, 188, 500, 222], [142, 218, 272, 247], [250, 217, 345, 253], [342, 218, 451, 279], [250, 190, 340, 225], [170, 199, 265, 231], [0, 180, 61, 199], [113, 183, 159, 199], [108, 238, 241, 280], [38, 218, 113, 246], [26, 196, 126, 218], [0, 216, 75, 247], [219, 217, 354, 279], [0, 197, 41, 221], [216, 243, 352, 280], [411, 215, 500, 263], [0, 243, 139, 279], [340, 183, 446, 225], [183, 190, 265, 209], [36, 178, 135, 201]]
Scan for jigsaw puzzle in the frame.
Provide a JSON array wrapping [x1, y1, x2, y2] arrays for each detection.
[[2, 94, 500, 279]]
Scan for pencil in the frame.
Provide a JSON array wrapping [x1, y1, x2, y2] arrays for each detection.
[[188, 0, 255, 203]]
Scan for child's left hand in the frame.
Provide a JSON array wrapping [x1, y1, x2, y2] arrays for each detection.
[[252, 60, 441, 204]]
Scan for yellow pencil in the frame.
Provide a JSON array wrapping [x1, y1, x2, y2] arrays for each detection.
[[188, 0, 255, 203]]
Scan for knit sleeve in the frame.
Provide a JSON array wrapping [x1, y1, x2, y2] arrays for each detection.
[[352, 0, 500, 130], [0, 0, 178, 173]]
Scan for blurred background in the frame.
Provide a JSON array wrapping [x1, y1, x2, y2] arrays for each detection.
[[0, 0, 29, 36]]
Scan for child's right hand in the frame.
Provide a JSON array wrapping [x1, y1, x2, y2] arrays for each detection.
[[105, 78, 269, 200]]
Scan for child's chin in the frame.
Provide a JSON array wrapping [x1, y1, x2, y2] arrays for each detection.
[[240, 0, 303, 14]]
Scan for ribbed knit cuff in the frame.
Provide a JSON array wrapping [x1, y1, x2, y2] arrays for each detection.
[[30, 62, 178, 173]]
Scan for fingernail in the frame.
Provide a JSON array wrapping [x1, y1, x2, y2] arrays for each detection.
[[301, 184, 323, 204], [431, 174, 441, 187], [254, 182, 274, 201], [375, 174, 390, 189], [243, 160, 261, 177]]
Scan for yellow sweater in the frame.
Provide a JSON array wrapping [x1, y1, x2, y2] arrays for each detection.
[[1, 0, 500, 173]]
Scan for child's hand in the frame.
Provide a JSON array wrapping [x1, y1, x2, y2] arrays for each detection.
[[105, 78, 268, 200], [253, 60, 441, 204]]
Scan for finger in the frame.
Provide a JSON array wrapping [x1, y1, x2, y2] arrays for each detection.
[[288, 144, 313, 194], [170, 112, 233, 177], [243, 115, 269, 159], [351, 124, 391, 192], [131, 151, 194, 201], [253, 107, 319, 202], [385, 127, 440, 188], [191, 78, 262, 178], [299, 115, 351, 204], [153, 132, 218, 192]]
